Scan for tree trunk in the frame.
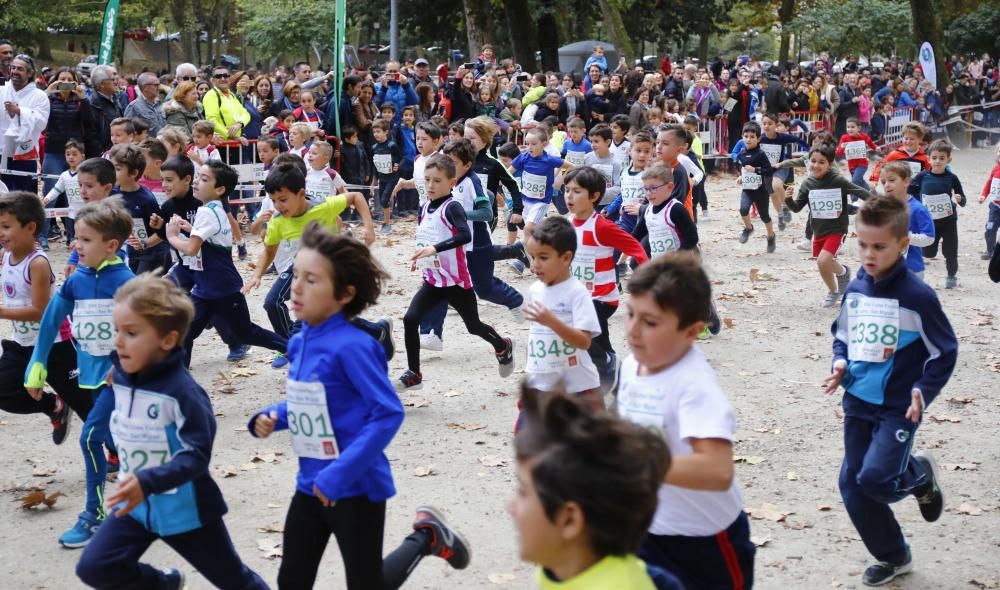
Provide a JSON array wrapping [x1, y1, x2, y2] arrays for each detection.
[[503, 0, 537, 70], [777, 0, 795, 65], [462, 0, 495, 60], [537, 14, 560, 72], [697, 26, 710, 66], [597, 0, 633, 65], [36, 34, 52, 61], [909, 0, 947, 89]]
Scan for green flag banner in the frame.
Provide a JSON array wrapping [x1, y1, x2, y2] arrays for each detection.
[[98, 0, 120, 65], [333, 0, 346, 137]]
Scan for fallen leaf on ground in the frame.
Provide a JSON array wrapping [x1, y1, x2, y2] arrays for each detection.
[[723, 318, 735, 328], [231, 368, 258, 378], [214, 465, 238, 478], [402, 397, 430, 408], [816, 504, 833, 511], [487, 573, 516, 584], [239, 463, 258, 472], [942, 463, 979, 471], [413, 465, 436, 477], [447, 422, 486, 431], [251, 453, 280, 464], [257, 523, 283, 534], [257, 539, 283, 559], [479, 455, 507, 467], [734, 455, 765, 465], [18, 490, 64, 509], [444, 389, 462, 397], [31, 466, 56, 477], [787, 471, 800, 481], [748, 502, 793, 522], [946, 396, 974, 404], [957, 502, 983, 516], [751, 535, 771, 547], [969, 578, 1000, 589], [929, 415, 962, 423]]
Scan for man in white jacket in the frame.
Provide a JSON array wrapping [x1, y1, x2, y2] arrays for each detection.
[[0, 55, 49, 192]]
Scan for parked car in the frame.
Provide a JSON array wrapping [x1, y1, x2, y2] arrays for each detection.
[[76, 54, 99, 79]]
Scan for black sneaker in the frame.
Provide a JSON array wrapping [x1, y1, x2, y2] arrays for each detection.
[[513, 241, 531, 268], [982, 252, 993, 261], [862, 548, 913, 586], [375, 317, 395, 361], [413, 505, 471, 570], [51, 396, 72, 445], [161, 568, 186, 590], [708, 303, 722, 335], [237, 242, 248, 261], [913, 451, 944, 522], [777, 217, 786, 231], [739, 226, 754, 244], [496, 337, 515, 378], [782, 206, 792, 224], [394, 370, 423, 392], [767, 234, 776, 253]]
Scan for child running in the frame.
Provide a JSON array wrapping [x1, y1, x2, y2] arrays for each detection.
[[396, 154, 515, 391], [563, 166, 648, 388], [41, 138, 86, 248], [736, 122, 776, 252], [835, 117, 878, 191], [981, 142, 1000, 260], [784, 144, 872, 307], [878, 162, 935, 280], [165, 160, 287, 367], [618, 253, 755, 589], [76, 275, 269, 590], [25, 199, 137, 548], [911, 140, 967, 289], [511, 127, 573, 234], [825, 195, 956, 586], [249, 223, 470, 589], [510, 385, 682, 590], [870, 122, 931, 183], [0, 192, 90, 444]]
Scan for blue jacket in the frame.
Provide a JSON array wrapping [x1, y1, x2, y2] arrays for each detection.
[[906, 195, 935, 272], [109, 348, 227, 536], [25, 258, 135, 390], [375, 81, 418, 125], [832, 259, 957, 410], [249, 313, 403, 501]]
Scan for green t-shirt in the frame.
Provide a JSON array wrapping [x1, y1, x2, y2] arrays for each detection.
[[263, 195, 347, 272], [536, 555, 657, 590]]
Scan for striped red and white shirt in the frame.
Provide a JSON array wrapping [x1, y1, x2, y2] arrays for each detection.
[[571, 213, 648, 305]]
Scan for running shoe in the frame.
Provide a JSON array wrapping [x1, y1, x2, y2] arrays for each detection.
[[822, 292, 838, 308], [394, 370, 423, 392], [420, 333, 444, 352], [513, 241, 531, 268], [375, 317, 395, 361], [836, 265, 851, 295], [413, 506, 471, 570], [237, 242, 248, 261], [508, 259, 525, 275], [271, 354, 289, 369], [509, 304, 526, 324], [106, 449, 120, 475], [739, 227, 754, 244], [51, 396, 72, 446], [913, 451, 944, 522], [380, 223, 394, 235], [862, 547, 912, 586], [59, 511, 101, 549], [766, 234, 776, 253], [496, 337, 515, 378], [945, 275, 957, 290], [162, 568, 186, 590], [796, 238, 811, 251], [226, 344, 250, 362]]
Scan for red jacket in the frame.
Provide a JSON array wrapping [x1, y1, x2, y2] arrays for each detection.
[[835, 133, 878, 172]]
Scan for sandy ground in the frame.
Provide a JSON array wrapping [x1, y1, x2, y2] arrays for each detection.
[[1, 147, 999, 590]]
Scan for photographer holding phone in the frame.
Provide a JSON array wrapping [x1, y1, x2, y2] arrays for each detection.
[[0, 55, 49, 193], [42, 67, 98, 224], [375, 60, 418, 126]]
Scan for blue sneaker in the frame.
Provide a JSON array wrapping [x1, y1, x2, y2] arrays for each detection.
[[227, 345, 250, 362], [271, 354, 289, 369], [375, 317, 395, 361], [161, 568, 186, 590], [59, 511, 101, 548]]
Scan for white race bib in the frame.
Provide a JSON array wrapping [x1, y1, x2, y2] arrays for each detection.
[[414, 222, 441, 270], [907, 161, 922, 177], [922, 193, 953, 220], [613, 149, 630, 170], [305, 179, 328, 203], [414, 176, 427, 205], [6, 298, 40, 347], [520, 172, 547, 200], [253, 165, 269, 182], [741, 172, 762, 190], [808, 188, 843, 220], [286, 379, 339, 459], [649, 225, 679, 255], [724, 98, 737, 112], [844, 141, 867, 160], [526, 311, 580, 373], [66, 180, 84, 218], [760, 143, 782, 166], [71, 299, 116, 356], [989, 178, 1000, 204], [181, 250, 204, 271], [846, 295, 900, 363], [111, 405, 176, 493], [131, 218, 148, 241], [570, 251, 596, 292], [374, 154, 393, 175], [564, 150, 586, 167], [620, 175, 645, 207]]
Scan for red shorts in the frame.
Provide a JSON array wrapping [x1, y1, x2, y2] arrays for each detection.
[[813, 233, 846, 258]]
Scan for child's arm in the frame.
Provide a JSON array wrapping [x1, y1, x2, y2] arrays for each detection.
[[834, 175, 875, 202], [603, 193, 624, 218], [951, 173, 967, 206], [249, 401, 289, 438], [24, 288, 75, 393], [343, 192, 375, 244], [784, 183, 809, 213], [678, 154, 704, 186], [43, 174, 66, 205], [595, 215, 648, 263], [523, 303, 592, 350], [465, 192, 494, 223], [167, 209, 214, 257], [631, 205, 649, 242], [909, 204, 935, 247], [243, 243, 280, 293], [497, 162, 523, 216], [665, 438, 735, 491], [312, 351, 404, 500], [668, 203, 699, 251]]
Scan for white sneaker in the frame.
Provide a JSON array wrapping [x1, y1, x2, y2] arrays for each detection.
[[700, 210, 709, 220], [509, 304, 526, 324], [419, 333, 443, 352], [796, 238, 811, 252]]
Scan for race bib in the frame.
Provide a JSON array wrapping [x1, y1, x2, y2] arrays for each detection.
[[65, 180, 84, 217], [253, 165, 269, 182], [520, 172, 547, 200], [564, 150, 586, 167], [111, 402, 176, 493], [71, 299, 116, 356], [181, 250, 204, 271], [305, 180, 328, 203], [414, 222, 441, 270], [414, 175, 428, 205], [760, 143, 782, 166], [620, 175, 645, 207], [741, 172, 762, 190], [808, 188, 843, 219], [131, 218, 148, 241], [844, 141, 867, 160], [286, 379, 339, 459], [907, 161, 922, 178], [6, 298, 40, 347], [526, 311, 579, 373], [374, 154, 393, 175], [649, 225, 678, 255], [922, 193, 953, 220], [571, 251, 596, 292], [846, 295, 900, 363], [989, 178, 1000, 203], [613, 149, 630, 170], [724, 98, 737, 112]]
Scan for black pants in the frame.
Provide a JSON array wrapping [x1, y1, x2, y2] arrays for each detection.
[[739, 190, 771, 224], [279, 492, 430, 590], [128, 249, 173, 276], [403, 283, 505, 374], [924, 215, 959, 277], [587, 301, 618, 384], [184, 292, 288, 367], [77, 511, 268, 589], [639, 511, 755, 590], [0, 339, 92, 419]]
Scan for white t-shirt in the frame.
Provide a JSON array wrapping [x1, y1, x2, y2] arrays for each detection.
[[617, 348, 744, 536], [304, 167, 346, 204], [524, 278, 601, 393]]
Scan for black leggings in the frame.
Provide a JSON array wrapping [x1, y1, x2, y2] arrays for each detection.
[[403, 283, 505, 373], [739, 190, 771, 224], [278, 492, 430, 590], [0, 339, 92, 419], [924, 215, 959, 277], [184, 292, 288, 367], [587, 300, 617, 366]]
